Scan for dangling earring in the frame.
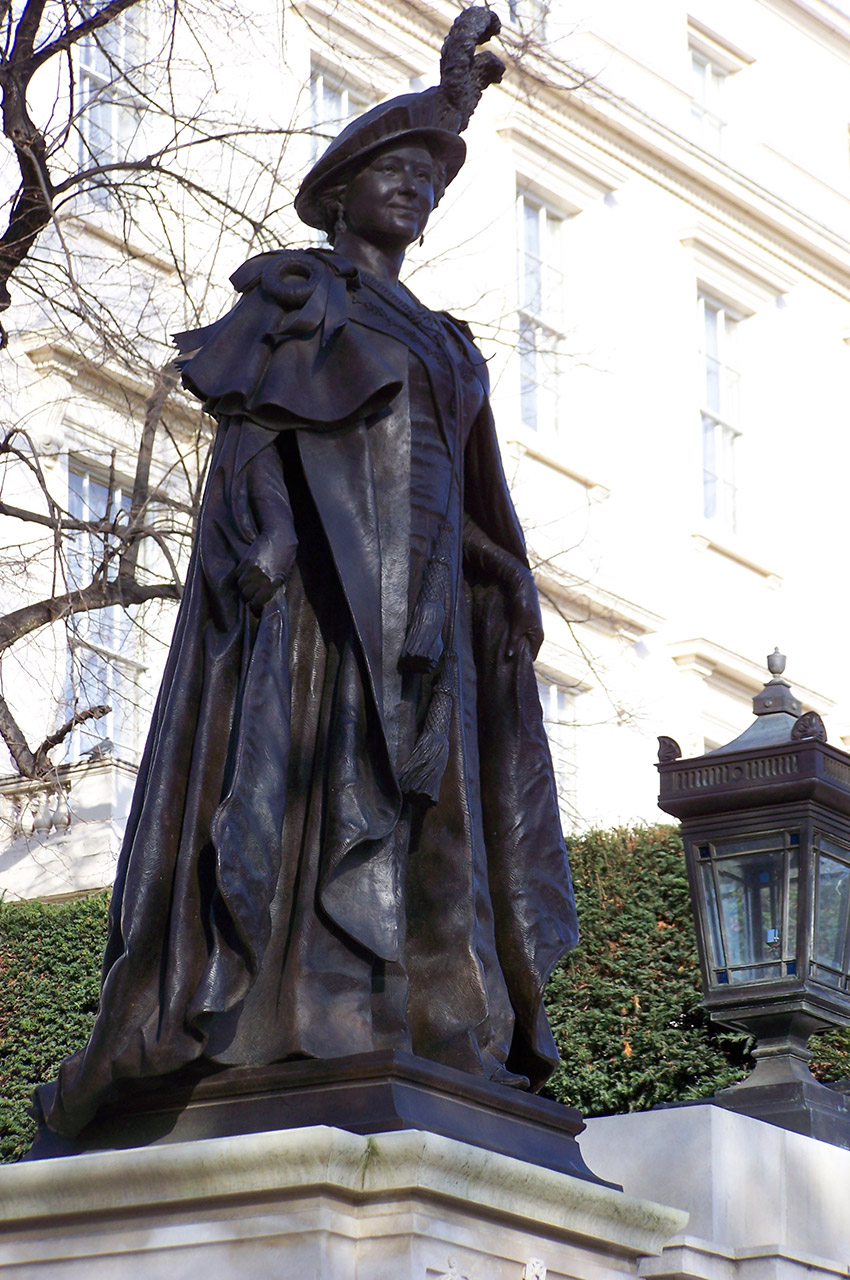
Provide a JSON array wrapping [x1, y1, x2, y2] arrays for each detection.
[[419, 232, 425, 248], [334, 205, 346, 241]]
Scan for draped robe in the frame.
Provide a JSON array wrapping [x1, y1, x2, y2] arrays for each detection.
[[39, 249, 578, 1138]]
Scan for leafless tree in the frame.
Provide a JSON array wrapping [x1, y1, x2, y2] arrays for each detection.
[[0, 0, 614, 804], [0, 0, 309, 781]]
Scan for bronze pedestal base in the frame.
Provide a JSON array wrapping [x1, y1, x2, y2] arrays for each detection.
[[29, 1049, 615, 1186]]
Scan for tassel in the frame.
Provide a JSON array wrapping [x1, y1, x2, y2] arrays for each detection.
[[400, 599, 445, 672], [400, 521, 453, 673], [399, 654, 457, 804]]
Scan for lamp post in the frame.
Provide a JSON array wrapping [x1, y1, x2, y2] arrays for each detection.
[[657, 651, 850, 1147]]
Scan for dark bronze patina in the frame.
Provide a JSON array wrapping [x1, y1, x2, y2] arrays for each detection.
[[35, 8, 579, 1148]]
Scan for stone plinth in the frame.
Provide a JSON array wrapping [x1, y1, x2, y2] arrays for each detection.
[[29, 1050, 607, 1190], [28, 1049, 611, 1187], [0, 1125, 686, 1280], [581, 1103, 850, 1280]]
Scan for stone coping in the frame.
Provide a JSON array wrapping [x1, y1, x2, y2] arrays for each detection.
[[641, 1238, 850, 1280], [0, 1125, 686, 1257]]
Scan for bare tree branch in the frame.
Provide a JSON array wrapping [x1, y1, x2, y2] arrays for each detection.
[[120, 362, 179, 577], [7, 0, 47, 63], [0, 688, 37, 776], [30, 0, 139, 73], [34, 701, 110, 766], [0, 577, 181, 655]]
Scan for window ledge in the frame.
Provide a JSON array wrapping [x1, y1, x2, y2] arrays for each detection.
[[61, 214, 178, 275], [670, 637, 834, 717], [536, 566, 664, 639], [506, 431, 610, 501], [687, 18, 754, 75], [691, 529, 782, 586]]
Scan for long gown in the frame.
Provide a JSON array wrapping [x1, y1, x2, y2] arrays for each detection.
[[39, 249, 578, 1138]]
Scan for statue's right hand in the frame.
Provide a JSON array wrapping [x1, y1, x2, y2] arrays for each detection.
[[235, 531, 297, 612]]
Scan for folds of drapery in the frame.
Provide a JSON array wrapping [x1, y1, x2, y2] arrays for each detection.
[[38, 250, 578, 1137]]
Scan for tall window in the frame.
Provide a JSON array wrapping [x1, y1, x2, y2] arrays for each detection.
[[309, 66, 370, 160], [699, 294, 741, 533], [78, 5, 145, 177], [517, 191, 565, 434], [690, 49, 726, 151], [507, 0, 549, 39], [538, 680, 578, 829], [64, 466, 145, 764]]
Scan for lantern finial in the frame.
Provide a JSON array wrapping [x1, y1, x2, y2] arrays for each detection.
[[767, 647, 785, 677], [705, 647, 802, 755]]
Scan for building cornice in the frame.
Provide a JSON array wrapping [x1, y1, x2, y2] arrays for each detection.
[[670, 637, 835, 713], [24, 341, 206, 440], [550, 87, 850, 301], [755, 0, 850, 49], [536, 568, 665, 641], [474, 26, 850, 303]]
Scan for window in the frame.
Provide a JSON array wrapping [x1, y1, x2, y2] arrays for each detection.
[[687, 21, 753, 154], [689, 49, 727, 151], [699, 294, 741, 533], [309, 66, 370, 160], [538, 680, 578, 829], [507, 0, 549, 39], [64, 466, 145, 764], [78, 5, 145, 181], [517, 191, 565, 433]]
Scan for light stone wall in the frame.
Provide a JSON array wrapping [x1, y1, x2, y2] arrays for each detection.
[[0, 1126, 687, 1280], [582, 1103, 850, 1280]]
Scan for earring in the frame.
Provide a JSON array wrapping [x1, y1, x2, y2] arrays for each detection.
[[334, 206, 346, 240], [419, 233, 425, 248]]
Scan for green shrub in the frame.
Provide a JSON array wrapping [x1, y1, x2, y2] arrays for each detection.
[[0, 893, 108, 1161]]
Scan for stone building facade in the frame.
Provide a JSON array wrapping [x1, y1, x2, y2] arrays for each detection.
[[2, 0, 849, 897]]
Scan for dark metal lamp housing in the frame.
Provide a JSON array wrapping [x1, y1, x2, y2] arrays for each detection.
[[657, 650, 850, 1148]]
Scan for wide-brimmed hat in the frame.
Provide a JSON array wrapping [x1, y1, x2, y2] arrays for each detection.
[[295, 7, 504, 232], [295, 88, 467, 231]]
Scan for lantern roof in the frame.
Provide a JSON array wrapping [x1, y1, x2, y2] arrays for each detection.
[[656, 650, 846, 821], [709, 649, 809, 756]]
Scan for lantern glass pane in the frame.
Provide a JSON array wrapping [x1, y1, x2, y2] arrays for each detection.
[[699, 861, 724, 973], [814, 847, 850, 981], [713, 833, 790, 857], [716, 849, 784, 979], [786, 850, 799, 961], [696, 833, 799, 987]]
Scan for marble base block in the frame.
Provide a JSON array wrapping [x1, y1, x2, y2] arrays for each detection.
[[0, 1125, 686, 1280], [582, 1103, 850, 1280]]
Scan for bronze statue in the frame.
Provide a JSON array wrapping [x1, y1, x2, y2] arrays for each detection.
[[38, 8, 578, 1140]]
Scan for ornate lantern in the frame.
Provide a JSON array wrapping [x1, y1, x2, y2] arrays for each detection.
[[657, 651, 850, 1147]]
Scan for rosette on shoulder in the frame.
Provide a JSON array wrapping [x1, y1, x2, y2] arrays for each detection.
[[174, 250, 405, 426]]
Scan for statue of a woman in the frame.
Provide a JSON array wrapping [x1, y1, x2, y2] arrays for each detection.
[[39, 8, 578, 1139]]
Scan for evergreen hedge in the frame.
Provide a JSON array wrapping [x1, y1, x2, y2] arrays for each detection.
[[1, 825, 848, 1162], [0, 892, 108, 1162]]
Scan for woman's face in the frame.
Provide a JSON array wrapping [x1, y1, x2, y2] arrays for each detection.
[[342, 143, 435, 250]]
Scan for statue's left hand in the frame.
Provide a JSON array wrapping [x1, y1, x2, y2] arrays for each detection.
[[235, 530, 297, 613], [506, 565, 544, 660]]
